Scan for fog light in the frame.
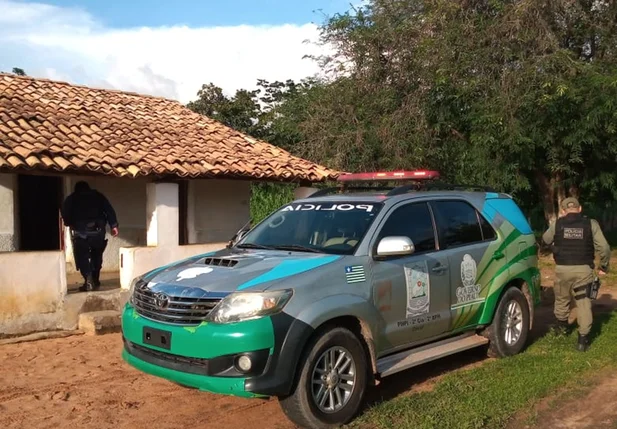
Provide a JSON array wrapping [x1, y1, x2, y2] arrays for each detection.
[[236, 355, 252, 373]]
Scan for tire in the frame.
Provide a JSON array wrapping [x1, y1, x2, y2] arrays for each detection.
[[482, 286, 530, 358], [278, 326, 368, 429]]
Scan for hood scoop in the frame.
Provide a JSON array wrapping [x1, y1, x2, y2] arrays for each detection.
[[204, 257, 238, 268]]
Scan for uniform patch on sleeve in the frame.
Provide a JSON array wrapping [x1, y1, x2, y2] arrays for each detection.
[[564, 228, 584, 240]]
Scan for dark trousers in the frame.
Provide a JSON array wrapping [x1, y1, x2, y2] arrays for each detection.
[[73, 232, 107, 280]]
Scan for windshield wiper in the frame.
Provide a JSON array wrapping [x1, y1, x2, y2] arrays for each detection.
[[273, 244, 322, 253], [236, 242, 277, 250]]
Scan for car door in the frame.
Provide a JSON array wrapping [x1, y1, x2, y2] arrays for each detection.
[[369, 201, 451, 353], [429, 199, 498, 332]]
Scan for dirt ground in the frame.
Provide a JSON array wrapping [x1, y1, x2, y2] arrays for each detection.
[[1, 257, 617, 429], [524, 374, 617, 429]]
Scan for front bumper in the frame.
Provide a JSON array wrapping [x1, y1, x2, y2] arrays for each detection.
[[121, 304, 274, 397], [122, 347, 261, 398]]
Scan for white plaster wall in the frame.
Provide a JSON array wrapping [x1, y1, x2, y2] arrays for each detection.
[[119, 243, 226, 289], [0, 251, 67, 336], [188, 179, 251, 244], [146, 182, 179, 247], [63, 176, 147, 273], [0, 173, 17, 252]]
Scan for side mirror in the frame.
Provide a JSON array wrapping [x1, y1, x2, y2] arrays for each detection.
[[227, 221, 252, 248], [376, 236, 415, 257]]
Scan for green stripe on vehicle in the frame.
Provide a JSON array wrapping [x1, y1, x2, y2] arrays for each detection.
[[122, 305, 275, 359], [452, 242, 538, 329], [122, 349, 263, 398]]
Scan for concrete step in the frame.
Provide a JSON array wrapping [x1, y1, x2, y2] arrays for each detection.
[[61, 288, 130, 331], [78, 310, 122, 336]]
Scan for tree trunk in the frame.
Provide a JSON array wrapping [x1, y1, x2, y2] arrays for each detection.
[[536, 171, 557, 224], [556, 172, 566, 211], [568, 182, 580, 199]]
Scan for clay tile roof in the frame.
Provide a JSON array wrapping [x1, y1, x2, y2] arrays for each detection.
[[0, 74, 339, 182]]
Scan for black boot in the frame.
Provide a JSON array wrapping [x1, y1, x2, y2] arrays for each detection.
[[78, 274, 94, 292], [577, 333, 590, 352], [92, 271, 101, 290], [553, 319, 571, 336]]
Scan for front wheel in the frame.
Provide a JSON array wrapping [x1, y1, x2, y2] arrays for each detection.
[[482, 286, 530, 358], [278, 327, 368, 429]]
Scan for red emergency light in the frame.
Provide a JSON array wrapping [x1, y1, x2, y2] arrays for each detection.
[[337, 170, 440, 182]]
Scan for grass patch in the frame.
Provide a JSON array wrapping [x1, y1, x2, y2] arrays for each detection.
[[352, 311, 617, 429], [250, 182, 295, 224]]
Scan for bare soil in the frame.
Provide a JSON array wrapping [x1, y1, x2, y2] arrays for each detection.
[[507, 373, 617, 429], [1, 255, 616, 429], [534, 375, 617, 429]]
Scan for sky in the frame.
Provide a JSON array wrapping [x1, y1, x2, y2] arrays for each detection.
[[0, 0, 353, 103]]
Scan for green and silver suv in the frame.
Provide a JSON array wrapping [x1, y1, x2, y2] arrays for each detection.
[[121, 170, 541, 429]]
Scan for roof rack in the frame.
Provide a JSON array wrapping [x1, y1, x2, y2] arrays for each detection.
[[307, 186, 393, 198], [387, 182, 496, 196]]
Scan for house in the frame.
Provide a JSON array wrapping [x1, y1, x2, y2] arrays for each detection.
[[0, 73, 338, 337]]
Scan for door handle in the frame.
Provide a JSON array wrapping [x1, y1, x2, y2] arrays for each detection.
[[431, 264, 448, 273]]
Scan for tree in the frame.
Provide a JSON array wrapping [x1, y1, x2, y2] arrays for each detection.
[[186, 78, 323, 152], [296, 0, 617, 224], [1, 67, 26, 76]]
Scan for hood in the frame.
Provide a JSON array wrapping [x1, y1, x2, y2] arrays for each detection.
[[142, 247, 342, 296]]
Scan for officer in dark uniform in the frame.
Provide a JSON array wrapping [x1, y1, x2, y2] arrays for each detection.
[[61, 181, 119, 292], [542, 197, 610, 351]]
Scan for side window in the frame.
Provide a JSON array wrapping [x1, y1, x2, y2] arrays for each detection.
[[431, 200, 484, 248], [479, 213, 497, 241], [377, 202, 436, 253]]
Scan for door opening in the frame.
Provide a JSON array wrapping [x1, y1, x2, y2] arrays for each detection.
[[178, 180, 188, 245], [17, 174, 63, 251]]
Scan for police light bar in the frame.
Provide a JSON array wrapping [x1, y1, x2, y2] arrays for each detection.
[[337, 170, 440, 182]]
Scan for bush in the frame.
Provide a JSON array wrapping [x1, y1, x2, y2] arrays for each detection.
[[250, 182, 295, 224]]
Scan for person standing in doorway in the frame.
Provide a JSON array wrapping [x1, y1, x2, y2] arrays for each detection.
[[61, 181, 119, 291], [542, 197, 611, 351]]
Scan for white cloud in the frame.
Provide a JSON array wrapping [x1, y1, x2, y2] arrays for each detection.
[[0, 0, 330, 103]]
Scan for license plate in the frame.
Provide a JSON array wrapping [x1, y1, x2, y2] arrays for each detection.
[[143, 326, 172, 350]]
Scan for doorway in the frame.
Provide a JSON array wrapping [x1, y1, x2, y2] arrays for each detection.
[[17, 174, 63, 251], [178, 180, 189, 245]]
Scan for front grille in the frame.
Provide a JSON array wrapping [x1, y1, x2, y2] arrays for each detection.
[[132, 286, 221, 325], [204, 257, 238, 268]]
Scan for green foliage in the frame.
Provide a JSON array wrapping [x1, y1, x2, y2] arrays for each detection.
[[352, 310, 617, 429], [300, 0, 617, 221], [186, 78, 321, 152], [1, 67, 26, 76], [249, 183, 295, 225]]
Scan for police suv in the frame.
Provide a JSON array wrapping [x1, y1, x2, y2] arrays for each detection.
[[121, 170, 541, 429]]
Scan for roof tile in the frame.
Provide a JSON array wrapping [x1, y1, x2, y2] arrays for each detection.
[[1, 74, 338, 182]]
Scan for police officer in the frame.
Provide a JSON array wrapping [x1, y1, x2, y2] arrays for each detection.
[[542, 197, 610, 351], [61, 181, 119, 292]]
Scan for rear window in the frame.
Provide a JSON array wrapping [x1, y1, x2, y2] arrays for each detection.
[[431, 200, 492, 248]]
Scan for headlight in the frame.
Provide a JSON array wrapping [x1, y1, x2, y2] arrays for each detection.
[[208, 289, 293, 324], [128, 276, 144, 305]]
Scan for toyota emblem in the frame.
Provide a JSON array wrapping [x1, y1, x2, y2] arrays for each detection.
[[153, 292, 170, 310]]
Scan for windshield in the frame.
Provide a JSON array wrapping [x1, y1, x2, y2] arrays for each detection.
[[237, 201, 383, 255]]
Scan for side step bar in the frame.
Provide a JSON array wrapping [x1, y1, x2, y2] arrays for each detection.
[[377, 333, 489, 378]]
